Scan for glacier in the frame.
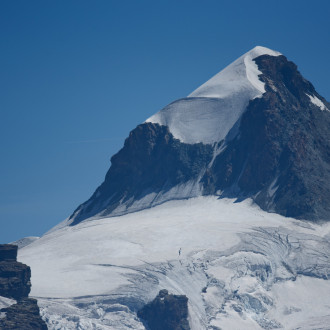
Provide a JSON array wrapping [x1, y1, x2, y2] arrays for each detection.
[[19, 197, 330, 329]]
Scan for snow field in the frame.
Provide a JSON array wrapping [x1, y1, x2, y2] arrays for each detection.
[[18, 196, 330, 329]]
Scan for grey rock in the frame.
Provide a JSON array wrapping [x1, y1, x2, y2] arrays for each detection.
[[0, 244, 47, 329], [137, 289, 190, 330], [0, 298, 47, 330]]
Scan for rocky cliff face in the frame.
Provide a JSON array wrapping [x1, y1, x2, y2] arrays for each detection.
[[70, 123, 213, 225], [204, 54, 330, 220], [0, 244, 47, 329], [69, 50, 330, 225], [0, 244, 31, 300]]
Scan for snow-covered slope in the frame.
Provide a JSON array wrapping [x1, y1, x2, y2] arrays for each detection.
[[11, 236, 39, 249], [19, 197, 330, 329], [146, 46, 281, 144]]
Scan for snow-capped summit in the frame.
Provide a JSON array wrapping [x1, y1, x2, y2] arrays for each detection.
[[146, 46, 281, 144], [68, 46, 330, 225], [188, 46, 281, 98]]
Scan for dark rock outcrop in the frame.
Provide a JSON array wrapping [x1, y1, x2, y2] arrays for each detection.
[[0, 244, 47, 329], [0, 245, 18, 261], [204, 55, 330, 220], [0, 244, 31, 300], [137, 289, 190, 330], [70, 123, 213, 225], [0, 298, 47, 330]]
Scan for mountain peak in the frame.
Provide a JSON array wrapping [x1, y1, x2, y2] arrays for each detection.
[[248, 45, 281, 56], [146, 46, 282, 144], [69, 47, 330, 225], [188, 45, 281, 99]]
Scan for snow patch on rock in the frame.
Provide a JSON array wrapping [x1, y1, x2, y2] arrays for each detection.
[[306, 93, 329, 111]]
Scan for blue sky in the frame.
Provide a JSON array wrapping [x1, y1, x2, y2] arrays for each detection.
[[1, 0, 330, 243]]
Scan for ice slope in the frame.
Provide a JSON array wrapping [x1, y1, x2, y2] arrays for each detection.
[[146, 46, 281, 144], [11, 236, 39, 249], [18, 197, 330, 329]]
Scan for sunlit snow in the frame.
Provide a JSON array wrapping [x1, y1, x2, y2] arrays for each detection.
[[146, 46, 281, 144], [11, 236, 39, 249], [19, 197, 330, 329]]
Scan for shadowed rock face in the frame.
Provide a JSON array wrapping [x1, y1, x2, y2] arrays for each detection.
[[137, 289, 190, 330], [204, 55, 330, 220], [0, 244, 47, 330], [70, 54, 330, 225], [0, 298, 47, 330], [70, 124, 213, 225], [0, 244, 31, 300], [0, 245, 18, 261]]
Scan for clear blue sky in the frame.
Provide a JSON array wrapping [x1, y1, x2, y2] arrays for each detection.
[[1, 0, 330, 243]]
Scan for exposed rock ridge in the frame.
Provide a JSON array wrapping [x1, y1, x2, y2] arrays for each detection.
[[0, 244, 47, 329], [70, 124, 213, 225], [204, 54, 330, 220]]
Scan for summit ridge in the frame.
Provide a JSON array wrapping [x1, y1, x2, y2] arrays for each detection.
[[188, 46, 281, 98], [146, 46, 281, 144]]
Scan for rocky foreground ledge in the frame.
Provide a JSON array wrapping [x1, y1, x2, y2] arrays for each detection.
[[0, 244, 47, 329]]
